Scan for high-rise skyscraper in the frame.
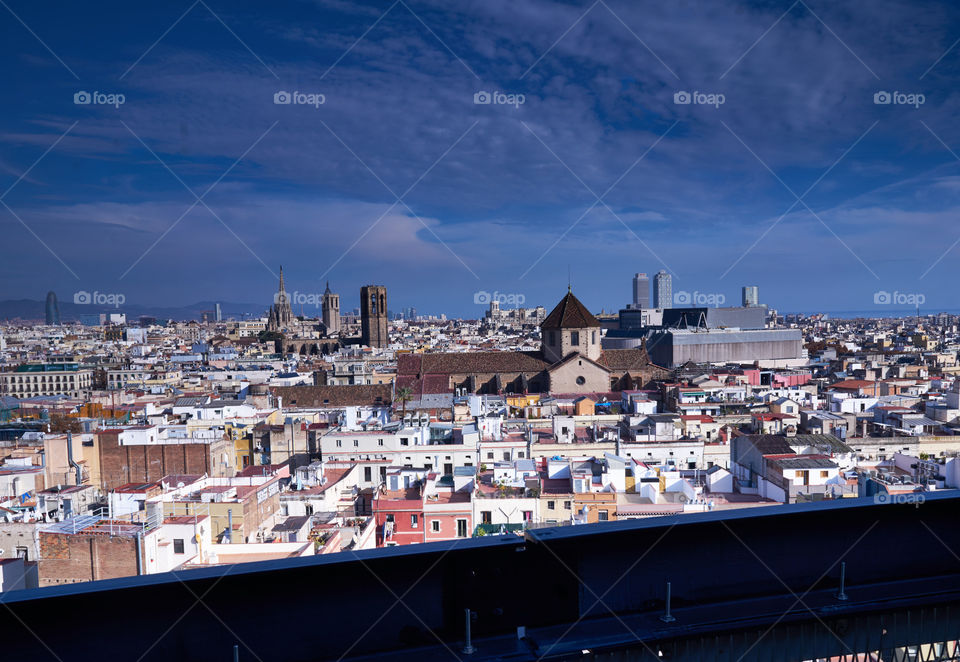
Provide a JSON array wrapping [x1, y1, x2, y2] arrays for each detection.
[[653, 271, 672, 309], [215, 303, 222, 322], [360, 285, 388, 348], [45, 291, 60, 325], [742, 286, 759, 307], [632, 273, 650, 308], [322, 282, 341, 336]]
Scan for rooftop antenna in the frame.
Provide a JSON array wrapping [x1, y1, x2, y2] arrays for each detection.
[[567, 265, 571, 293]]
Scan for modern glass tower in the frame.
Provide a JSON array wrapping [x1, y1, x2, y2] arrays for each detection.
[[742, 286, 759, 307], [45, 291, 60, 325], [632, 273, 650, 308]]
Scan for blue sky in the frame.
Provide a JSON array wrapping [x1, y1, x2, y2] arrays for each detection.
[[2, 0, 960, 317]]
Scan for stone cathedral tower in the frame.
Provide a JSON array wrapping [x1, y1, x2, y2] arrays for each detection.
[[267, 266, 295, 332], [322, 281, 341, 336], [360, 285, 388, 348]]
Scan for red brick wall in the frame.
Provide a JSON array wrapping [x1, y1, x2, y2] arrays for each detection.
[[38, 532, 138, 586], [96, 434, 234, 491]]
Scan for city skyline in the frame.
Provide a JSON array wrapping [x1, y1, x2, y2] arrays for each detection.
[[1, 1, 959, 315], [14, 277, 954, 323], [4, 4, 960, 658]]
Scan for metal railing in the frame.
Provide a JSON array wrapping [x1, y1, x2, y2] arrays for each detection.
[[44, 504, 164, 536]]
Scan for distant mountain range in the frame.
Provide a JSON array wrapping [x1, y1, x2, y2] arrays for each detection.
[[0, 298, 271, 322]]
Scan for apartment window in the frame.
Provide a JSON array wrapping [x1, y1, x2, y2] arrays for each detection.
[[364, 467, 372, 482], [456, 519, 468, 538], [336, 440, 342, 448], [820, 471, 829, 478], [431, 520, 440, 532], [487, 452, 494, 460], [173, 539, 185, 554], [564, 501, 571, 510], [481, 511, 492, 524], [570, 331, 579, 346], [547, 500, 556, 510], [411, 514, 419, 528], [592, 331, 597, 344], [598, 510, 609, 521], [378, 439, 384, 446], [518, 452, 525, 458], [523, 511, 532, 521], [503, 452, 511, 461], [400, 438, 409, 446], [353, 440, 359, 447]]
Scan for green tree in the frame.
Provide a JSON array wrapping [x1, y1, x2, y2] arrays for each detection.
[[47, 412, 82, 434], [396, 386, 413, 419]]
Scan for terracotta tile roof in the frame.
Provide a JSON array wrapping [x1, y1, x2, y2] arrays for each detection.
[[397, 351, 550, 376], [273, 384, 392, 407], [542, 291, 600, 329], [598, 348, 666, 372], [830, 380, 877, 390]]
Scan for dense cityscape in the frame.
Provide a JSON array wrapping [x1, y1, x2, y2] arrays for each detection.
[[1, 271, 957, 588]]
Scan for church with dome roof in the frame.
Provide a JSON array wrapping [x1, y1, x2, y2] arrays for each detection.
[[396, 288, 670, 397]]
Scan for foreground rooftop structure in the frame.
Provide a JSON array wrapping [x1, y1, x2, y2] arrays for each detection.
[[1, 492, 959, 660]]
